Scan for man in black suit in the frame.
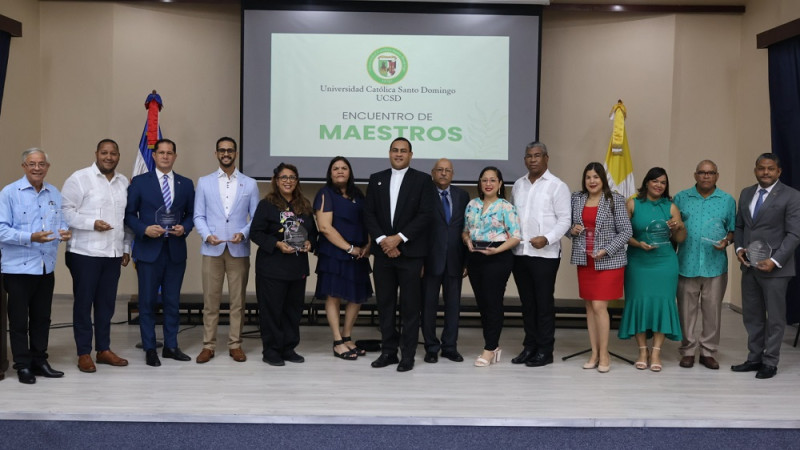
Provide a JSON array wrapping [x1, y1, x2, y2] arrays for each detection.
[[364, 137, 434, 372], [732, 153, 800, 379], [421, 158, 469, 363]]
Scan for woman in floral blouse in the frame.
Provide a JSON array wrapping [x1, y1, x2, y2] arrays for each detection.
[[462, 166, 521, 367]]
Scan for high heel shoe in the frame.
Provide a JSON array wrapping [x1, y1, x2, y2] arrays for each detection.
[[650, 347, 662, 372], [597, 353, 610, 373], [635, 346, 649, 370], [474, 348, 501, 367], [583, 360, 599, 370]]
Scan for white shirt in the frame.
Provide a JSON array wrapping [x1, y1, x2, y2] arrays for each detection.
[[217, 168, 239, 218], [61, 163, 132, 257], [511, 169, 571, 259], [389, 167, 408, 225], [749, 181, 776, 216]]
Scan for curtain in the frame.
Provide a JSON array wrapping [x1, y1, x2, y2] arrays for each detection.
[[768, 35, 800, 323], [0, 31, 10, 117]]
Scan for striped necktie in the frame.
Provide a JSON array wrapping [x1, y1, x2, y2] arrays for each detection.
[[162, 174, 172, 210]]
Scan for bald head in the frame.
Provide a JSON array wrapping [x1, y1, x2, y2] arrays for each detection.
[[432, 158, 454, 190]]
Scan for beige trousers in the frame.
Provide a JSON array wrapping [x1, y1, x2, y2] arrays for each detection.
[[677, 273, 727, 357], [201, 248, 250, 350]]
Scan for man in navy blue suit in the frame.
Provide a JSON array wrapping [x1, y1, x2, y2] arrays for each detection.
[[125, 139, 195, 367]]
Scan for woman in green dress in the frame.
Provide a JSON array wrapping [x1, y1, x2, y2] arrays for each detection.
[[619, 167, 686, 372]]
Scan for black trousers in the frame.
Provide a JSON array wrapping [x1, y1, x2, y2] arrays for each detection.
[[4, 272, 55, 369], [373, 254, 424, 359], [513, 255, 560, 354], [256, 276, 306, 360], [66, 252, 122, 356], [467, 251, 513, 350], [421, 270, 462, 353]]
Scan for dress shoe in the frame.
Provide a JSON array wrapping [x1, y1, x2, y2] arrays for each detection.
[[196, 348, 215, 364], [525, 352, 554, 367], [230, 348, 247, 362], [397, 359, 415, 372], [262, 355, 285, 366], [441, 350, 464, 362], [371, 353, 399, 368], [756, 364, 777, 379], [146, 349, 161, 367], [32, 361, 64, 378], [511, 348, 535, 365], [162, 347, 191, 361], [17, 368, 36, 384], [96, 350, 128, 367], [679, 356, 695, 368], [282, 351, 305, 363], [424, 351, 438, 363], [731, 360, 762, 372], [699, 355, 720, 370], [78, 354, 97, 373]]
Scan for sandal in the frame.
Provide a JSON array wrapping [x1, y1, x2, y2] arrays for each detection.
[[635, 346, 649, 370], [342, 336, 367, 356], [650, 347, 662, 372], [333, 340, 358, 360]]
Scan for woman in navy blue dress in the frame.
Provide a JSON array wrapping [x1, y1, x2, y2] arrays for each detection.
[[314, 157, 373, 360]]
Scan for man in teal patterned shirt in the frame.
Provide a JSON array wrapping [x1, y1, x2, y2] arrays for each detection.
[[673, 160, 736, 370]]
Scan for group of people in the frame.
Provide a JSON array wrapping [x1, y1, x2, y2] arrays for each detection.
[[1, 136, 797, 385]]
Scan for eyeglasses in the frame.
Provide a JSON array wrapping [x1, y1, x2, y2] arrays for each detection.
[[696, 171, 718, 176], [480, 178, 499, 184], [434, 168, 453, 174], [277, 175, 298, 182], [216, 148, 236, 154], [24, 162, 49, 169]]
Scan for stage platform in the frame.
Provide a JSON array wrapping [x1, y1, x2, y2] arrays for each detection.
[[2, 295, 800, 429]]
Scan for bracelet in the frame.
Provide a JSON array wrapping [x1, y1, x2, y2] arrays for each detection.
[[346, 244, 354, 254]]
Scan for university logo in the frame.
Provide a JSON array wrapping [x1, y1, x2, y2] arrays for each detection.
[[367, 47, 408, 85]]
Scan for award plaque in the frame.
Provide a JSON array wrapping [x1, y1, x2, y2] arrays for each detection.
[[701, 218, 727, 246], [41, 206, 60, 234], [284, 221, 308, 250], [645, 219, 671, 247], [210, 225, 232, 242], [155, 205, 179, 231], [471, 241, 492, 251], [746, 240, 773, 269], [573, 227, 597, 257]]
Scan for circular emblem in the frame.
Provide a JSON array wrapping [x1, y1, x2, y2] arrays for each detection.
[[367, 47, 408, 85]]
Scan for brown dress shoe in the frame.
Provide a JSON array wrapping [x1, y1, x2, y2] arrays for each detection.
[[679, 356, 695, 368], [229, 348, 247, 362], [78, 354, 96, 373], [96, 350, 129, 367], [699, 355, 720, 370], [196, 348, 215, 364]]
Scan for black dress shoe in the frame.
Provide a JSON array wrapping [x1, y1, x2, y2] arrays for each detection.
[[424, 352, 438, 363], [146, 349, 161, 367], [525, 352, 554, 367], [511, 348, 535, 365], [262, 355, 285, 366], [162, 347, 191, 361], [755, 365, 777, 379], [32, 362, 64, 378], [731, 360, 762, 372], [282, 351, 305, 363], [17, 368, 36, 384], [397, 359, 415, 372], [441, 350, 464, 362], [371, 353, 399, 368]]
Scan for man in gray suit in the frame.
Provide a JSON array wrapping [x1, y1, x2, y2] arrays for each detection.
[[732, 153, 800, 379], [421, 158, 469, 363]]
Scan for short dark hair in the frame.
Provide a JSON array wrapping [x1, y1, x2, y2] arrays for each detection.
[[477, 166, 505, 200], [216, 137, 237, 151], [390, 137, 412, 152], [756, 153, 781, 168], [96, 139, 119, 152], [153, 138, 176, 153]]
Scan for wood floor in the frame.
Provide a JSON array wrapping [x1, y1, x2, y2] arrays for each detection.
[[2, 295, 800, 428]]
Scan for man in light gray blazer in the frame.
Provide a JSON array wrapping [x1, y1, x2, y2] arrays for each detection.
[[732, 153, 800, 379], [193, 137, 259, 364]]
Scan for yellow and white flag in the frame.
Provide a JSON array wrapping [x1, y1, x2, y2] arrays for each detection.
[[604, 100, 635, 199]]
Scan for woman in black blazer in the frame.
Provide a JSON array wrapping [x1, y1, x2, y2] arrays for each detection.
[[251, 163, 318, 366]]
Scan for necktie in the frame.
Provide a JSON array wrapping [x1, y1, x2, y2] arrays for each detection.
[[162, 174, 172, 210], [752, 188, 767, 219], [441, 191, 451, 224]]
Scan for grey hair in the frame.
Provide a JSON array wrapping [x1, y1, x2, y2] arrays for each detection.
[[525, 141, 548, 156], [21, 148, 50, 164], [695, 160, 718, 172]]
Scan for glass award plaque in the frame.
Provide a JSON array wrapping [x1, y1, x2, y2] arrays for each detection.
[[42, 206, 60, 234], [746, 240, 773, 269], [210, 225, 232, 242], [155, 205, 178, 231], [573, 227, 597, 257], [284, 221, 308, 250], [645, 219, 671, 247], [701, 218, 727, 246]]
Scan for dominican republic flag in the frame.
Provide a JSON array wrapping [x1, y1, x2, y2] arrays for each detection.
[[604, 100, 635, 199], [133, 91, 163, 177]]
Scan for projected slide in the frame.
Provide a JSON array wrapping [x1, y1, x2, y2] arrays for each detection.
[[270, 33, 509, 161]]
